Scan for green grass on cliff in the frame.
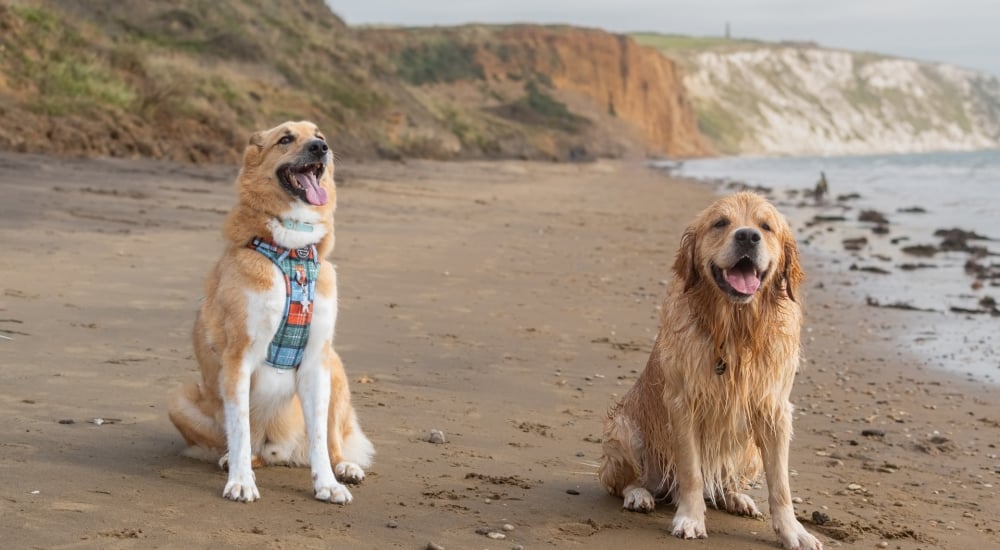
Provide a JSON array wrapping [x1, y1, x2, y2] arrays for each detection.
[[631, 33, 767, 53], [393, 40, 485, 85], [6, 5, 135, 115]]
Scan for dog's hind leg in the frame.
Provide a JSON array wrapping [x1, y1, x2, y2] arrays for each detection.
[[719, 486, 763, 518], [168, 381, 226, 460], [260, 398, 309, 466], [599, 412, 657, 513]]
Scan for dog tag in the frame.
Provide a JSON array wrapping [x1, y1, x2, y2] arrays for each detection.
[[715, 358, 727, 375], [298, 284, 311, 313]]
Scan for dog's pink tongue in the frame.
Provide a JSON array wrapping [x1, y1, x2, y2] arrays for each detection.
[[727, 269, 761, 295], [295, 172, 328, 206]]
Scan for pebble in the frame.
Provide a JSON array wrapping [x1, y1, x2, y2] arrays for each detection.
[[486, 532, 506, 540], [386, 520, 398, 528], [502, 523, 515, 532], [847, 483, 862, 491], [812, 511, 830, 525], [877, 542, 888, 548], [513, 546, 524, 550], [426, 429, 447, 444], [58, 419, 74, 425], [792, 497, 803, 504], [426, 543, 444, 550], [566, 489, 580, 495]]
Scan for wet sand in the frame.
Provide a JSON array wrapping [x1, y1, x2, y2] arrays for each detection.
[[0, 154, 997, 549]]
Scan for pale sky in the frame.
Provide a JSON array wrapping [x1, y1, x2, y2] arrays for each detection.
[[327, 0, 1000, 77]]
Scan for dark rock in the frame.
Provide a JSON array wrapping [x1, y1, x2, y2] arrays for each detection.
[[859, 209, 889, 224], [812, 511, 831, 525], [901, 244, 938, 257]]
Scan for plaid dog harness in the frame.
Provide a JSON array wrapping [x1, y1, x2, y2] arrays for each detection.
[[247, 237, 319, 369]]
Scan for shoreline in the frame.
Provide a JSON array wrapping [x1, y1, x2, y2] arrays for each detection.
[[0, 154, 997, 549]]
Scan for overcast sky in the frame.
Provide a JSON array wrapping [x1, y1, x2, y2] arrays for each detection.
[[327, 0, 1000, 77]]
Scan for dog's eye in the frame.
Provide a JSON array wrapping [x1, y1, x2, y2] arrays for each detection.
[[761, 222, 772, 232], [713, 218, 729, 229], [278, 135, 294, 145]]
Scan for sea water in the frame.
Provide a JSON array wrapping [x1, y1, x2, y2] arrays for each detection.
[[659, 149, 1000, 382]]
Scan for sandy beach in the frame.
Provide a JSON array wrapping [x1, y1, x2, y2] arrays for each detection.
[[1, 153, 998, 549]]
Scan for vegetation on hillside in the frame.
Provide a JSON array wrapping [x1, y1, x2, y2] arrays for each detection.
[[0, 2, 705, 163]]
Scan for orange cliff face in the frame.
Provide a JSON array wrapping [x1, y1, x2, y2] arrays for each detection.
[[483, 26, 710, 158], [363, 25, 712, 159]]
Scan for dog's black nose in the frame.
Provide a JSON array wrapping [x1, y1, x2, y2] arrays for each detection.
[[307, 139, 329, 157], [734, 228, 761, 245]]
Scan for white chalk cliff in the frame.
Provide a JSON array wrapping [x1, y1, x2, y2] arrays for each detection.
[[675, 47, 1000, 156]]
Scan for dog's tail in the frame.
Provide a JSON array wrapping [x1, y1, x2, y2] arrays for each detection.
[[167, 381, 226, 461], [340, 414, 375, 468]]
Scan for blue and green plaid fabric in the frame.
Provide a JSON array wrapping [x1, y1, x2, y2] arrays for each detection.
[[247, 237, 319, 369]]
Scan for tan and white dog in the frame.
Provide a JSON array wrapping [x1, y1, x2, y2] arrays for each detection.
[[599, 193, 822, 549], [168, 121, 373, 504]]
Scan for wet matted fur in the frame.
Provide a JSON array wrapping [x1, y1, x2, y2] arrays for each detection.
[[168, 121, 373, 504], [598, 192, 822, 549]]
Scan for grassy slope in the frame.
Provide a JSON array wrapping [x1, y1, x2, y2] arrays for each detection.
[[0, 3, 702, 163], [0, 0, 402, 162]]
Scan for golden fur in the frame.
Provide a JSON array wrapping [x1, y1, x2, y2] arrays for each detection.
[[168, 121, 373, 503], [598, 192, 822, 549]]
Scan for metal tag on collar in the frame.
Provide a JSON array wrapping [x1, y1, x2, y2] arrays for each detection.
[[282, 219, 314, 233], [715, 358, 727, 375]]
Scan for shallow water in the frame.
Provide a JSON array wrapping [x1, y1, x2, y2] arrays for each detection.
[[659, 150, 1000, 383]]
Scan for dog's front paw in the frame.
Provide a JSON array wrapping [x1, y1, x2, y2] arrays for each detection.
[[671, 512, 707, 539], [223, 471, 260, 502], [334, 461, 365, 484], [724, 491, 762, 518], [623, 487, 655, 513], [774, 515, 823, 550]]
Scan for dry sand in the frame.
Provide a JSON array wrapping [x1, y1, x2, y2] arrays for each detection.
[[0, 153, 997, 549]]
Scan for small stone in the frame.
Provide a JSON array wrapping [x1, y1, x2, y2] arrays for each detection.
[[877, 542, 888, 548], [502, 523, 515, 532], [575, 451, 585, 457], [58, 419, 75, 425], [474, 527, 491, 535], [566, 489, 580, 495], [792, 497, 803, 504], [426, 543, 445, 550], [386, 520, 398, 528], [426, 429, 447, 444], [512, 546, 524, 550], [847, 483, 862, 491], [812, 511, 830, 525], [486, 532, 506, 540]]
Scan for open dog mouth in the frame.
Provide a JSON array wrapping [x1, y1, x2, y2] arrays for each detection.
[[712, 257, 765, 299], [277, 162, 328, 206]]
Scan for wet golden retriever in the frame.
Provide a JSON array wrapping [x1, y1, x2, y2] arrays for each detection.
[[168, 121, 373, 504], [598, 192, 822, 549]]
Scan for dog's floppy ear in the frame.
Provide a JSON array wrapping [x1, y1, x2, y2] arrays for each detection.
[[242, 131, 266, 166], [673, 227, 699, 292], [781, 231, 804, 302]]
